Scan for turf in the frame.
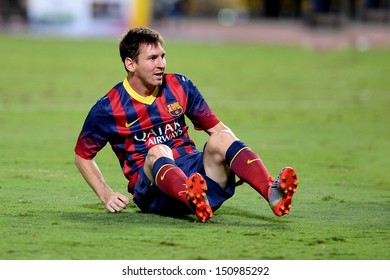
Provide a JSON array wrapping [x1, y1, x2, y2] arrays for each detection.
[[0, 34, 389, 260]]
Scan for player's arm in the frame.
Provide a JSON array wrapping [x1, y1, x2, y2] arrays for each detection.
[[75, 154, 129, 212]]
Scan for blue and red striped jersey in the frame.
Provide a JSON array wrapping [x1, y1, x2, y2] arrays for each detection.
[[75, 73, 220, 192]]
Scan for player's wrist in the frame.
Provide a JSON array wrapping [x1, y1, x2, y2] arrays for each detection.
[[98, 186, 114, 204]]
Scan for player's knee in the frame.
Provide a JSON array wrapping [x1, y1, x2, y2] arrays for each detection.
[[207, 130, 237, 156], [145, 144, 173, 167]]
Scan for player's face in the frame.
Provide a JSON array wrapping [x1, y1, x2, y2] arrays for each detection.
[[133, 43, 166, 90]]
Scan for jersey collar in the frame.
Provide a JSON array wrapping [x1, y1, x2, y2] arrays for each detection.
[[123, 78, 159, 105]]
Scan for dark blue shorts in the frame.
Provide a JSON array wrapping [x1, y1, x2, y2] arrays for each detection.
[[133, 151, 236, 216]]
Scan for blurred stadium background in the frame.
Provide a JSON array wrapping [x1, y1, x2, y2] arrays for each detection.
[[0, 0, 389, 50]]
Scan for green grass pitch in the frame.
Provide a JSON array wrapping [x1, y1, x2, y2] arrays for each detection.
[[0, 34, 389, 260]]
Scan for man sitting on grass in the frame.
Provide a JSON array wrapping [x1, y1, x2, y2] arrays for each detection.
[[74, 27, 298, 222]]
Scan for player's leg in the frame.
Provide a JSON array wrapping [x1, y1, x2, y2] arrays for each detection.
[[204, 130, 298, 216], [144, 144, 212, 222], [144, 144, 187, 203], [204, 129, 271, 198]]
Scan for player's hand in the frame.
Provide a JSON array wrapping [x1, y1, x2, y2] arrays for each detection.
[[104, 191, 130, 213]]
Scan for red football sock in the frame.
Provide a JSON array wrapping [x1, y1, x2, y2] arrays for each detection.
[[230, 147, 272, 201], [154, 164, 189, 206]]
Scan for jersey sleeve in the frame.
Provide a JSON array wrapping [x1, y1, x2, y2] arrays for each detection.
[[179, 75, 220, 131], [74, 100, 109, 159]]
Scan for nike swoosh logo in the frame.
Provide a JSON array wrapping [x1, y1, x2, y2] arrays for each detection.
[[247, 158, 260, 164], [160, 166, 175, 181], [125, 118, 140, 128]]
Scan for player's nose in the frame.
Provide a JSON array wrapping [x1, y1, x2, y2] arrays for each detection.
[[157, 56, 166, 69]]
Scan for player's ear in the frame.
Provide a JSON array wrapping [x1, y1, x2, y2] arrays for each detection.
[[125, 57, 136, 73]]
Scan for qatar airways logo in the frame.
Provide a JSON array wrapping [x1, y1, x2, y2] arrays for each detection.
[[133, 120, 184, 146]]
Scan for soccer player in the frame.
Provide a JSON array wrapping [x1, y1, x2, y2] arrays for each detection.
[[74, 27, 298, 222]]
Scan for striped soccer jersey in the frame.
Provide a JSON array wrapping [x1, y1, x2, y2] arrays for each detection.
[[75, 73, 220, 192]]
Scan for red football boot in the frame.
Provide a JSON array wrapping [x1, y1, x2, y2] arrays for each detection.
[[186, 173, 213, 222], [269, 167, 298, 216]]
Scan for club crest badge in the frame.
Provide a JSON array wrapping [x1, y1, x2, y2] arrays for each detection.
[[167, 101, 183, 117]]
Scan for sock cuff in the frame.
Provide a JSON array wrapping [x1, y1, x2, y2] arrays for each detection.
[[225, 140, 248, 167], [152, 157, 176, 180]]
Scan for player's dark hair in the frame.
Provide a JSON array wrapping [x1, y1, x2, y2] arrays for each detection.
[[119, 27, 164, 64]]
